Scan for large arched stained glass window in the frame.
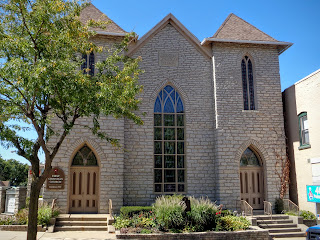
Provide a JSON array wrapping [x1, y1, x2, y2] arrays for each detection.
[[154, 85, 185, 193], [241, 56, 255, 110], [240, 148, 261, 167]]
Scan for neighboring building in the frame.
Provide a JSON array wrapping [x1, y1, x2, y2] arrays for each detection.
[[0, 181, 10, 187], [283, 69, 320, 215], [43, 4, 292, 213]]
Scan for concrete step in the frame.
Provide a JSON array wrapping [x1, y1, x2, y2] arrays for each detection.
[[257, 219, 293, 224], [255, 215, 289, 220], [56, 221, 107, 226], [259, 223, 297, 229], [268, 227, 302, 233], [269, 231, 307, 238], [56, 217, 108, 222], [54, 226, 108, 231]]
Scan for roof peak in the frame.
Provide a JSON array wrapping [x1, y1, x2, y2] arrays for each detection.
[[80, 3, 127, 34], [213, 13, 277, 42]]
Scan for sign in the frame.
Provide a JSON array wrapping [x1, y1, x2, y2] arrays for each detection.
[[307, 185, 320, 203], [47, 167, 65, 190], [6, 196, 15, 213]]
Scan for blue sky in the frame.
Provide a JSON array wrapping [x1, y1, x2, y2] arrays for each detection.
[[1, 0, 319, 164]]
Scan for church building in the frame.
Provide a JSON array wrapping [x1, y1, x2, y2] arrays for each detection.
[[43, 4, 292, 213]]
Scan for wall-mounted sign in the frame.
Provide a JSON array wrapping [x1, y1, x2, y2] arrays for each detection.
[[307, 185, 320, 203], [47, 167, 65, 190]]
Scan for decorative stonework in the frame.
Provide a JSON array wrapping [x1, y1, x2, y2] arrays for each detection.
[[159, 52, 179, 67]]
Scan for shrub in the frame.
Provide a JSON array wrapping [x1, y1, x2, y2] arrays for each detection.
[[274, 198, 284, 214], [16, 208, 28, 225], [0, 216, 14, 225], [113, 216, 132, 230], [216, 215, 250, 231], [153, 195, 186, 230], [37, 205, 53, 226], [300, 210, 316, 220], [186, 196, 218, 231], [120, 206, 153, 217]]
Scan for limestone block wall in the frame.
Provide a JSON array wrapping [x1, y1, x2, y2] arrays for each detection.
[[43, 36, 126, 213], [124, 23, 215, 206], [212, 43, 286, 209]]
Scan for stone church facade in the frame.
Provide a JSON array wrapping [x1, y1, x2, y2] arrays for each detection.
[[43, 4, 292, 213]]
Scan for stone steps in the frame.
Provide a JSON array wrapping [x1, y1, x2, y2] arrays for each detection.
[[256, 214, 306, 239], [54, 214, 109, 232]]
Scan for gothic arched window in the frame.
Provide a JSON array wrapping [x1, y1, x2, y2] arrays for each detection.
[[72, 145, 98, 166], [81, 52, 95, 76], [241, 56, 255, 110], [240, 148, 261, 167], [154, 85, 185, 193]]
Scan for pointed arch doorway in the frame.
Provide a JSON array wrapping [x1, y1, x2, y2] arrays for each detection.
[[239, 147, 264, 209], [69, 145, 99, 213]]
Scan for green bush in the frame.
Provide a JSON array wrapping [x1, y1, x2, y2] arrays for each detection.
[[113, 216, 132, 230], [120, 206, 153, 217], [37, 205, 53, 226], [285, 211, 298, 216], [186, 196, 218, 231], [300, 210, 316, 220], [0, 217, 14, 225], [153, 195, 186, 230], [216, 215, 250, 231], [15, 208, 28, 225], [274, 198, 284, 214]]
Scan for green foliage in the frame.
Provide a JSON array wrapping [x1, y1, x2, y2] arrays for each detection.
[[274, 198, 284, 214], [120, 206, 153, 217], [113, 216, 132, 230], [215, 215, 250, 231], [0, 216, 14, 225], [37, 206, 52, 226], [153, 195, 186, 230], [0, 157, 29, 186], [300, 210, 316, 220], [285, 211, 298, 216], [15, 208, 29, 225], [186, 196, 219, 232], [113, 211, 156, 230]]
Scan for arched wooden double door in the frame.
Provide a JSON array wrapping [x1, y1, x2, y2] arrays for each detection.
[[240, 147, 264, 209], [69, 145, 99, 213]]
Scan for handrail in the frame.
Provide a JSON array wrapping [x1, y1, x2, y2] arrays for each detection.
[[51, 198, 57, 215], [264, 201, 272, 219], [239, 200, 253, 216], [109, 199, 113, 218], [283, 199, 299, 214]]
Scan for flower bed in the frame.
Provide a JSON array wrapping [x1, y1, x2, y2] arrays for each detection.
[[113, 195, 251, 235]]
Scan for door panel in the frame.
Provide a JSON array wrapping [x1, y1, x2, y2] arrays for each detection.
[[240, 166, 264, 209], [69, 167, 99, 213]]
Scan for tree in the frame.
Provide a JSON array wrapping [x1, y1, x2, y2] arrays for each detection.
[[0, 1, 143, 239], [0, 156, 29, 186]]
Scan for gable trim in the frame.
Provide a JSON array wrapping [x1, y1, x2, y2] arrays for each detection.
[[127, 13, 212, 59], [201, 38, 293, 55]]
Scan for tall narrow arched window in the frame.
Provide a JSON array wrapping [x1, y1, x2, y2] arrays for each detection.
[[241, 56, 255, 110], [81, 52, 95, 76], [154, 85, 185, 193]]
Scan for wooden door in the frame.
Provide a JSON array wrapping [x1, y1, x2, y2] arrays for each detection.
[[69, 167, 99, 213], [240, 166, 264, 209]]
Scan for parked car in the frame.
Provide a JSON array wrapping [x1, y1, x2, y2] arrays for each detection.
[[306, 224, 320, 239]]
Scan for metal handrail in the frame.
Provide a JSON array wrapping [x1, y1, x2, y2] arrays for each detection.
[[109, 199, 113, 218], [264, 201, 272, 219], [240, 200, 253, 216], [283, 199, 299, 213]]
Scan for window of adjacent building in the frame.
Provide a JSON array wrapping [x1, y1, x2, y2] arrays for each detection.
[[154, 85, 185, 193], [241, 56, 255, 110], [298, 112, 310, 148], [81, 52, 95, 76]]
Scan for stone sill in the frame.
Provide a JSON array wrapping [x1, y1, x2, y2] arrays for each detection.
[[298, 144, 311, 150]]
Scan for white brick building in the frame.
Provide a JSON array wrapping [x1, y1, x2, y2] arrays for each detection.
[[43, 4, 292, 213]]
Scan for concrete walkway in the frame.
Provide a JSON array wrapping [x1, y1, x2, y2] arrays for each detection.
[[0, 231, 117, 240]]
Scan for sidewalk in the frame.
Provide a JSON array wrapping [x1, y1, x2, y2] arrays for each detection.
[[0, 231, 117, 240]]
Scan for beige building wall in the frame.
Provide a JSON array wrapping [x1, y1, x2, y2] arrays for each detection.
[[283, 69, 320, 215]]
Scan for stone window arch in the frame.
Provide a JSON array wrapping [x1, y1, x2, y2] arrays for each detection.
[[154, 85, 185, 193], [241, 55, 255, 110]]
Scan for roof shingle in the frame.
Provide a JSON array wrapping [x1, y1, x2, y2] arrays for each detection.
[[213, 13, 277, 42], [80, 3, 127, 34]]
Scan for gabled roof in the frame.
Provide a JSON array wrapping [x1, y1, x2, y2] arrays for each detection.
[[80, 3, 127, 36], [213, 13, 276, 42], [202, 13, 292, 55], [127, 14, 212, 59]]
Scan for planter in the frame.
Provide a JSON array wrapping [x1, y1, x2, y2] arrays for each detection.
[[0, 225, 46, 232], [303, 219, 317, 227], [116, 228, 269, 240]]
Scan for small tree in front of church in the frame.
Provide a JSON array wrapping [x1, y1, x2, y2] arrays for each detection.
[[0, 1, 143, 240]]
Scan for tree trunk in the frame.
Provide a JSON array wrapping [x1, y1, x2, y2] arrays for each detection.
[[27, 181, 41, 240]]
